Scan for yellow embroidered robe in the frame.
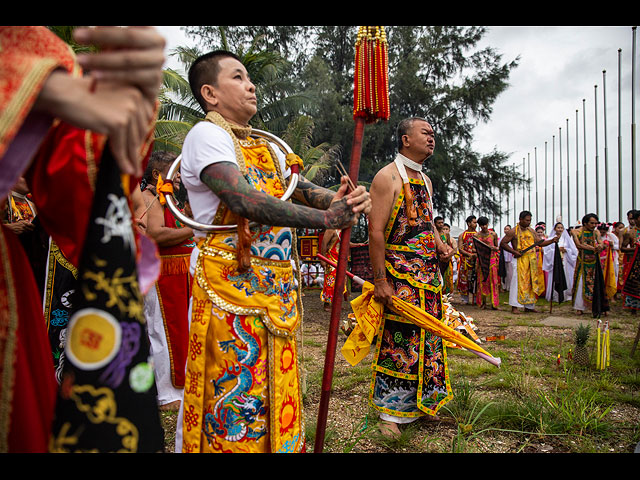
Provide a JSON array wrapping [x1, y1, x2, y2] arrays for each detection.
[[181, 117, 304, 453], [515, 225, 545, 305]]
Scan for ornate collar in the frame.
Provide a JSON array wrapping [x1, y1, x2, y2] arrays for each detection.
[[396, 153, 425, 172]]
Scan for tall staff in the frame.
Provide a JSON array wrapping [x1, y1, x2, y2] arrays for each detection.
[[315, 25, 390, 453]]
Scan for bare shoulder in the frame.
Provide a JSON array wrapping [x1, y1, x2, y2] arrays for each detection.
[[370, 162, 402, 197]]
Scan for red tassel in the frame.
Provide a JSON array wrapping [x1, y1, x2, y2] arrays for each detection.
[[353, 26, 390, 124]]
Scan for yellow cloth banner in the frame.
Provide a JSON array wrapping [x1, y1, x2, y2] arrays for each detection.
[[342, 282, 496, 366]]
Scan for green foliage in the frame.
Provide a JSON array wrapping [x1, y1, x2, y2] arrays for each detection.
[[181, 26, 522, 221], [575, 323, 591, 346]]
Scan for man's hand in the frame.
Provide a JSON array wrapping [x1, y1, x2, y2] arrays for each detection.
[[5, 220, 34, 234], [34, 73, 153, 177], [73, 26, 166, 103], [373, 278, 394, 307], [324, 177, 364, 229]]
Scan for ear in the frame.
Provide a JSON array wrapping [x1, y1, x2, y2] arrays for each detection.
[[200, 84, 218, 108]]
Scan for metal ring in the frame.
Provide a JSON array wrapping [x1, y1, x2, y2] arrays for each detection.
[[165, 128, 299, 232]]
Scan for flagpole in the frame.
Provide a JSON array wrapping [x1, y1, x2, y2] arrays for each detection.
[[632, 26, 637, 209], [545, 141, 548, 226], [535, 147, 539, 220], [552, 135, 555, 220], [583, 99, 588, 214], [576, 109, 580, 225], [559, 126, 563, 222], [603, 70, 610, 221], [527, 152, 531, 211], [522, 157, 525, 209], [594, 84, 600, 216], [566, 118, 570, 227], [618, 49, 623, 221]]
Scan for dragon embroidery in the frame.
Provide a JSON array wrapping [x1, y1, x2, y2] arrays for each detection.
[[203, 315, 267, 445]]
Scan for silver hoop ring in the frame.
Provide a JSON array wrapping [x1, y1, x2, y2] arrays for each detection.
[[164, 129, 299, 232]]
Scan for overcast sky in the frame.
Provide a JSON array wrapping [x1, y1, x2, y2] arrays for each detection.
[[155, 26, 639, 229]]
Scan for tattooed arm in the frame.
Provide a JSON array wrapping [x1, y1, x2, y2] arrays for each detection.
[[200, 162, 357, 229], [291, 176, 335, 210], [292, 175, 371, 217]]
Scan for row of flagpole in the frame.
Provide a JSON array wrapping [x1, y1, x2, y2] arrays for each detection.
[[496, 27, 637, 233]]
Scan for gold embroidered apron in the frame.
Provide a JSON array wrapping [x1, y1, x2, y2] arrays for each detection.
[[181, 113, 304, 453], [515, 225, 545, 305]]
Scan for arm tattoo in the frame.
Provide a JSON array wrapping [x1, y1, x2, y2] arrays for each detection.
[[201, 163, 352, 229], [290, 176, 335, 210]]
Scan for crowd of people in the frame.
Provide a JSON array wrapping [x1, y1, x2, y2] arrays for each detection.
[[2, 26, 639, 454], [436, 208, 640, 317]]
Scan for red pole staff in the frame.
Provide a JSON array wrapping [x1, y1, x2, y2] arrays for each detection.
[[314, 26, 389, 453]]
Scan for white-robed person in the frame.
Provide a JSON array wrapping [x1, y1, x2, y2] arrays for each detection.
[[543, 222, 578, 303]]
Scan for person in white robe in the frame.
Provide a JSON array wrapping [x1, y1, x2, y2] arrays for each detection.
[[543, 222, 578, 303]]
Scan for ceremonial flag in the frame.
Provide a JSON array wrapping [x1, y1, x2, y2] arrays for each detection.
[[49, 145, 164, 453], [603, 245, 617, 300], [498, 248, 507, 281], [472, 236, 492, 281], [591, 257, 610, 319], [544, 243, 568, 304], [621, 246, 640, 302]]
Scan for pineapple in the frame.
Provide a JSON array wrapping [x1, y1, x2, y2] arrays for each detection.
[[573, 323, 591, 367]]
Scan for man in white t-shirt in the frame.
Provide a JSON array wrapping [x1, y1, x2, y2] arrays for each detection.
[[175, 50, 371, 453]]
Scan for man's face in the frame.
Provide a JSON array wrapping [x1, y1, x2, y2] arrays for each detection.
[[629, 213, 636, 227], [207, 57, 257, 125], [503, 225, 511, 235], [468, 218, 477, 230], [405, 120, 435, 160], [585, 217, 598, 231], [519, 215, 532, 229], [435, 218, 444, 230]]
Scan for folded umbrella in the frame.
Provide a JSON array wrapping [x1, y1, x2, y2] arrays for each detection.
[[317, 254, 501, 368]]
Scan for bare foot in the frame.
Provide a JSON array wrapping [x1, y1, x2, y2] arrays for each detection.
[[511, 307, 521, 314], [524, 308, 538, 313], [159, 400, 180, 412], [379, 420, 401, 439]]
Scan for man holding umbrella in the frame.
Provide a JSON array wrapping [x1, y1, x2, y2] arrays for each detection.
[[368, 117, 454, 438]]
